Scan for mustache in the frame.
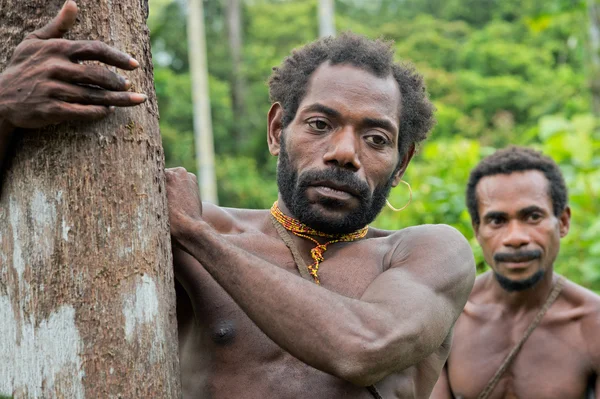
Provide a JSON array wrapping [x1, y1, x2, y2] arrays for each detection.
[[297, 168, 370, 200], [494, 250, 542, 263]]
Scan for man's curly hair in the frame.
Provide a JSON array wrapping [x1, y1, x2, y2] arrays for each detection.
[[268, 32, 436, 156], [466, 146, 568, 226]]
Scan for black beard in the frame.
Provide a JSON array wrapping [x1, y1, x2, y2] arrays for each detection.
[[494, 269, 545, 292], [276, 138, 396, 234]]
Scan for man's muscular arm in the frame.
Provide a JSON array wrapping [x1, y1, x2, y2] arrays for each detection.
[[582, 306, 600, 399], [430, 365, 455, 399], [167, 168, 476, 386]]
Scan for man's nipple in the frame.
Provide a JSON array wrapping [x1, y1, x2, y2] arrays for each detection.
[[211, 320, 236, 345]]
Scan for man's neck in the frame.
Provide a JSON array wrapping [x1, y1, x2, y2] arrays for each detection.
[[487, 270, 558, 313]]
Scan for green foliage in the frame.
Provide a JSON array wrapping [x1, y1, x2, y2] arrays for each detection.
[[148, 0, 599, 292]]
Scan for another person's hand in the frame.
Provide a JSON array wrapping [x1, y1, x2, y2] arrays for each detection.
[[0, 0, 146, 130], [165, 167, 203, 241]]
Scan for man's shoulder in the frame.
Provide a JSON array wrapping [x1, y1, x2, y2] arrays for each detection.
[[382, 224, 475, 280], [562, 279, 600, 363], [374, 223, 468, 243], [560, 276, 600, 309], [382, 224, 472, 258], [202, 202, 269, 234]]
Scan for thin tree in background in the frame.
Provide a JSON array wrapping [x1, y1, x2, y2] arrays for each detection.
[[0, 1, 181, 397], [187, 0, 218, 203], [319, 0, 336, 38], [588, 0, 600, 115], [227, 0, 248, 152]]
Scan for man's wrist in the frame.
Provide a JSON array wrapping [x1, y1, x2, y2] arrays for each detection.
[[173, 216, 210, 252]]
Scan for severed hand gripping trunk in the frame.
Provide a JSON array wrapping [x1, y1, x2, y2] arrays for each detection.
[[0, 1, 181, 397]]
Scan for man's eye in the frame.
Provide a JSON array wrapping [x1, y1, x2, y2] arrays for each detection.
[[529, 213, 542, 222], [308, 119, 329, 131], [365, 135, 389, 146], [490, 217, 505, 226]]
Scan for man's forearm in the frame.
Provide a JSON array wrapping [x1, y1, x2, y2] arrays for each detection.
[[176, 220, 396, 384]]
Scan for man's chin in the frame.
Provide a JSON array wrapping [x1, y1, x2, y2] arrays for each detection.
[[493, 269, 545, 292]]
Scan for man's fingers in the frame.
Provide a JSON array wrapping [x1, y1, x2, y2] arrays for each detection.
[[68, 40, 139, 70], [47, 101, 113, 124], [27, 0, 78, 40], [51, 62, 130, 92], [49, 81, 146, 107]]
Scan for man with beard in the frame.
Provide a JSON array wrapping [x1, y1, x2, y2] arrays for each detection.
[[431, 146, 600, 399], [0, 2, 476, 398]]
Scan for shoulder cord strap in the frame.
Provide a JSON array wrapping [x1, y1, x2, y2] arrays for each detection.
[[270, 215, 313, 281], [367, 384, 384, 399], [477, 276, 566, 399], [270, 214, 384, 399]]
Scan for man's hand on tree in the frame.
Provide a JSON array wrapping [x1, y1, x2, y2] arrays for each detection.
[[165, 167, 204, 243], [0, 0, 146, 130]]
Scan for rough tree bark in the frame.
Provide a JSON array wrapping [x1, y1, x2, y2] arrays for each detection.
[[188, 0, 218, 204], [0, 1, 181, 398], [318, 0, 336, 38], [226, 0, 247, 151]]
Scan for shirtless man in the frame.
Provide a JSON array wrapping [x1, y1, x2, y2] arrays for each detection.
[[431, 146, 600, 399], [0, 2, 476, 398]]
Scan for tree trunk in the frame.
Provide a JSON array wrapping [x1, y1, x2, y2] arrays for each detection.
[[226, 0, 247, 152], [0, 1, 181, 398], [318, 0, 336, 38], [188, 0, 218, 204]]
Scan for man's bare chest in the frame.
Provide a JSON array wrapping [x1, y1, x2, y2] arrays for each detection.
[[447, 316, 592, 399], [179, 231, 391, 345], [176, 230, 400, 398], [222, 230, 389, 297]]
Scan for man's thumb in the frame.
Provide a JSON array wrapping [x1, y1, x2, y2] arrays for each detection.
[[26, 0, 78, 40]]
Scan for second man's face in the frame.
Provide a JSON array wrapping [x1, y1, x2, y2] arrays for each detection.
[[474, 170, 570, 291]]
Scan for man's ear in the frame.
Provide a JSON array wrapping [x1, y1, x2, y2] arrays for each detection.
[[559, 206, 571, 237], [267, 103, 284, 156], [391, 143, 416, 187]]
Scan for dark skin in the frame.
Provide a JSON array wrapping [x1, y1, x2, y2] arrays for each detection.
[[1, 3, 476, 398], [431, 171, 600, 399]]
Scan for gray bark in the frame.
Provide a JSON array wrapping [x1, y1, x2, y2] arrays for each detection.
[[187, 0, 218, 204], [0, 1, 181, 397], [226, 0, 247, 151], [318, 0, 336, 38]]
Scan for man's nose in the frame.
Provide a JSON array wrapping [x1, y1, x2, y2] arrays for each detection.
[[322, 127, 361, 171], [502, 221, 530, 248]]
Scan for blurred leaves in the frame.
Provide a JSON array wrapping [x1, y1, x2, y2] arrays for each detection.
[[148, 0, 599, 292]]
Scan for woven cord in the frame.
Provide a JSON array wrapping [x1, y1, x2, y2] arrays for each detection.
[[477, 276, 566, 399], [270, 215, 313, 281], [366, 384, 385, 399]]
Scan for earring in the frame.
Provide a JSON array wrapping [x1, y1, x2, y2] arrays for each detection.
[[386, 180, 412, 212]]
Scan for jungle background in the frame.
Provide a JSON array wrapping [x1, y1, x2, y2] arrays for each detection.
[[148, 0, 600, 292]]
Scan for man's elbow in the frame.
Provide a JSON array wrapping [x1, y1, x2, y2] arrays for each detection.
[[332, 330, 421, 387], [333, 359, 386, 387]]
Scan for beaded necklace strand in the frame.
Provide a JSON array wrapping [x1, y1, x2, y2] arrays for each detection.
[[270, 201, 368, 285]]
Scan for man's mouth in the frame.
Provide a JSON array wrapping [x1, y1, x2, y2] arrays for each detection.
[[310, 181, 359, 201], [494, 251, 541, 268]]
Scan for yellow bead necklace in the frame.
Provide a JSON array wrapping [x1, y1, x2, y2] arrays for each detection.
[[270, 201, 368, 284]]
